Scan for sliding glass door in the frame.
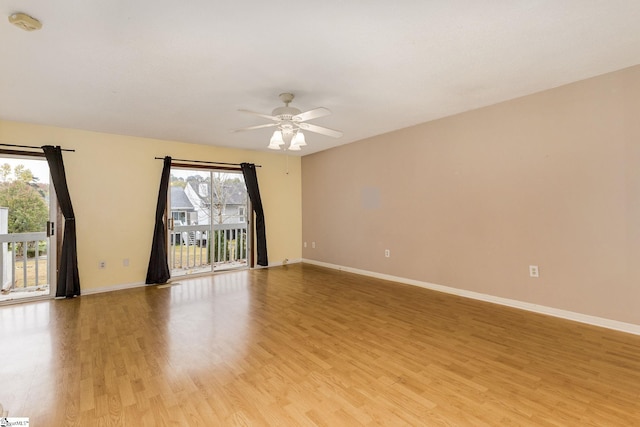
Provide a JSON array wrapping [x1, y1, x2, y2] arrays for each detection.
[[167, 168, 249, 277], [0, 154, 57, 303]]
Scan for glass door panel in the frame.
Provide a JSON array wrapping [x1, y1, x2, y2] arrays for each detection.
[[0, 155, 56, 303], [211, 171, 249, 272], [168, 168, 249, 278]]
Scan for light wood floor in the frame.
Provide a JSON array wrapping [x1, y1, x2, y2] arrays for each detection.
[[1, 263, 639, 426]]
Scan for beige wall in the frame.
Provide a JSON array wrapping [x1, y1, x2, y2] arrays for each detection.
[[0, 120, 302, 291], [302, 65, 640, 325]]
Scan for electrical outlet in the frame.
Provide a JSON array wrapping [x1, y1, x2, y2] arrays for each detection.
[[304, 242, 307, 248], [312, 241, 316, 249], [385, 249, 390, 258], [123, 258, 129, 267], [529, 265, 539, 278], [99, 261, 106, 269]]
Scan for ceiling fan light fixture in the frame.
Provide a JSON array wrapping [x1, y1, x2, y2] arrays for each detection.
[[269, 130, 285, 148], [291, 131, 307, 147]]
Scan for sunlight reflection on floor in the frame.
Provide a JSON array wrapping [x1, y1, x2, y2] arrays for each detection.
[[164, 271, 253, 373]]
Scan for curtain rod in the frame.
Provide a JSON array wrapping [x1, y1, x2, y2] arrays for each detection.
[[155, 157, 261, 167], [0, 142, 75, 152]]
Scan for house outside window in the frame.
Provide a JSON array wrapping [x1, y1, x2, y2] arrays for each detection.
[[238, 206, 245, 223]]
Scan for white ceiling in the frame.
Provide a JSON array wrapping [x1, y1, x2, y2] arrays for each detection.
[[2, 1, 640, 156]]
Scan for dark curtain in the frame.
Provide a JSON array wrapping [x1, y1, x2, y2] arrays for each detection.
[[42, 145, 81, 298], [241, 163, 268, 266], [145, 156, 172, 284]]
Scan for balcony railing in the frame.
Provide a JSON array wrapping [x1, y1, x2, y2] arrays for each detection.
[[0, 232, 49, 294], [170, 223, 248, 275]]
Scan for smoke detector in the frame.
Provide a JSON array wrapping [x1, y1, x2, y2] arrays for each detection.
[[9, 13, 42, 31]]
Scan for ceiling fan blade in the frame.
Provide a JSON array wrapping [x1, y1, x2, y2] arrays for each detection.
[[293, 107, 331, 122], [298, 122, 343, 138], [238, 109, 279, 121], [232, 123, 278, 132]]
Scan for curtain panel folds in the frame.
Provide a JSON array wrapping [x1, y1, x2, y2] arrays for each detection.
[[42, 145, 81, 298], [241, 163, 268, 266], [145, 156, 172, 284]]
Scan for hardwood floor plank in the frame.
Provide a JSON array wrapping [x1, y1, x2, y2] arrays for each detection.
[[2, 263, 640, 425]]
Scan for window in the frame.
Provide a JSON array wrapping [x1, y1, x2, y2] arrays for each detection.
[[172, 211, 186, 225], [238, 206, 245, 223]]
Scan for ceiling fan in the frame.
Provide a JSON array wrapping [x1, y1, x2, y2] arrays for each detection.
[[233, 93, 343, 151]]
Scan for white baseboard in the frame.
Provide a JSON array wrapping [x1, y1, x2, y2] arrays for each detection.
[[80, 259, 304, 294], [82, 281, 147, 295], [302, 259, 640, 336], [265, 258, 302, 268]]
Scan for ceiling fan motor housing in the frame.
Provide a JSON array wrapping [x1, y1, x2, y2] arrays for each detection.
[[271, 106, 302, 120]]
